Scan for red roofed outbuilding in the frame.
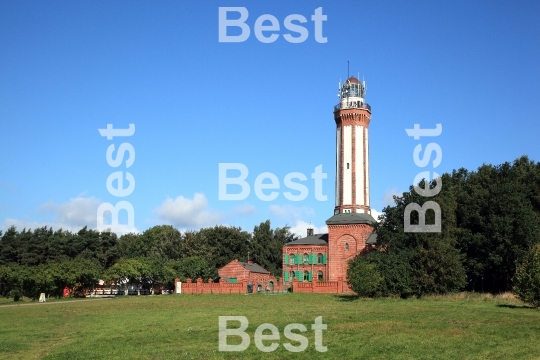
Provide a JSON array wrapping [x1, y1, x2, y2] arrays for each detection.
[[218, 259, 278, 291]]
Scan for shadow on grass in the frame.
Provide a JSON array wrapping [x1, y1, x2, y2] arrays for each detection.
[[496, 304, 537, 310], [336, 294, 360, 302]]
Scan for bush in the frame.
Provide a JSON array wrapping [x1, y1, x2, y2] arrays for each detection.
[[347, 256, 383, 297], [11, 289, 21, 302], [513, 243, 540, 307]]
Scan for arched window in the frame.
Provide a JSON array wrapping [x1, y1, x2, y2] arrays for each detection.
[[304, 271, 310, 281], [318, 271, 324, 281], [345, 243, 349, 251], [317, 253, 323, 264], [289, 253, 295, 265], [290, 271, 295, 279], [304, 253, 309, 264]]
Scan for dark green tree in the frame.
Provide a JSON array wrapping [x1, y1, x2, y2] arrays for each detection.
[[513, 243, 540, 307], [250, 220, 297, 276]]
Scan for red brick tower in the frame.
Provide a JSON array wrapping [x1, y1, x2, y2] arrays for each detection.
[[326, 76, 376, 282], [334, 76, 371, 215]]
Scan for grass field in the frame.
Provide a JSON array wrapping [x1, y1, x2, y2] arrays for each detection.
[[0, 292, 539, 359]]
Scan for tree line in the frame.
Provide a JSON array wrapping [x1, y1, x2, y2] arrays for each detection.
[[348, 155, 540, 299], [0, 220, 296, 299], [3, 155, 539, 301]]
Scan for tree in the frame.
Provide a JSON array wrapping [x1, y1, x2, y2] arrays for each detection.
[[365, 172, 467, 297], [250, 220, 297, 276], [103, 258, 143, 287], [58, 259, 103, 296], [117, 226, 183, 261], [410, 237, 466, 295], [197, 225, 251, 270], [169, 256, 214, 281], [513, 243, 540, 307], [452, 157, 540, 292]]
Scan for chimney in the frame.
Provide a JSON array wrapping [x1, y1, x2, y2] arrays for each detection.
[[307, 227, 314, 236], [247, 260, 253, 264]]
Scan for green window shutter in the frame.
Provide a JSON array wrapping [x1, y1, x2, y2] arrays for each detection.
[[308, 271, 312, 282], [284, 254, 288, 265], [284, 272, 289, 282], [297, 271, 302, 282], [311, 253, 316, 264], [323, 254, 327, 264], [296, 254, 302, 265]]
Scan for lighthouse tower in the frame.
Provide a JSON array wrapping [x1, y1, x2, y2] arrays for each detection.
[[325, 75, 376, 284], [333, 76, 371, 215], [282, 73, 377, 288]]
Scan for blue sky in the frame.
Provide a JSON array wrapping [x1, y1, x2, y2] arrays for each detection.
[[1, 1, 539, 236]]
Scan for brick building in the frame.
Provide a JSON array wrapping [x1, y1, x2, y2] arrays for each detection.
[[218, 259, 277, 291], [282, 75, 378, 292]]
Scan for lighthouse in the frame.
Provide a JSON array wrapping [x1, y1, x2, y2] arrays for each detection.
[[333, 76, 371, 215], [281, 72, 377, 288]]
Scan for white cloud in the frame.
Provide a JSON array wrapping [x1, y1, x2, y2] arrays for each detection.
[[1, 195, 136, 233], [382, 187, 402, 206], [289, 220, 328, 238], [153, 193, 223, 229], [2, 218, 54, 232], [370, 208, 383, 221], [39, 196, 102, 229], [0, 193, 139, 234], [233, 203, 257, 216], [0, 181, 18, 192], [268, 205, 314, 222]]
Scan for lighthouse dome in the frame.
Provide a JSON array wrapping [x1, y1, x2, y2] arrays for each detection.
[[346, 76, 360, 84], [339, 76, 366, 100]]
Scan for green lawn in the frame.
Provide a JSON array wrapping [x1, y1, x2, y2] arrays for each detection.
[[0, 293, 539, 359]]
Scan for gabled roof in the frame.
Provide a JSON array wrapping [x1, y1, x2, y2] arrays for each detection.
[[239, 261, 270, 274], [366, 232, 377, 245], [284, 233, 328, 246], [325, 212, 376, 225]]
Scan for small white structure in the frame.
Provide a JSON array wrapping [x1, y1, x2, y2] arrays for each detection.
[[39, 293, 46, 302]]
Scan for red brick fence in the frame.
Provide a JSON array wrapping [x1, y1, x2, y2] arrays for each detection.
[[174, 278, 284, 294], [173, 277, 352, 295], [291, 277, 353, 294]]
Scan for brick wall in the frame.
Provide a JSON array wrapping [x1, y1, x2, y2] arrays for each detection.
[[291, 277, 346, 294], [218, 259, 278, 288], [176, 277, 283, 294], [218, 259, 249, 281], [328, 223, 374, 281], [177, 278, 246, 294], [282, 245, 329, 282]]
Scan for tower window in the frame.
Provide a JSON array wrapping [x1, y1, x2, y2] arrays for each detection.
[[345, 243, 349, 251], [346, 163, 350, 169]]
